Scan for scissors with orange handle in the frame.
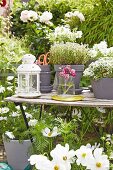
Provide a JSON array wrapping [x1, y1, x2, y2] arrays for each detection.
[[37, 52, 50, 65]]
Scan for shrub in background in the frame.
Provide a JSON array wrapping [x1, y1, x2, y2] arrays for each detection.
[[11, 0, 53, 56], [11, 0, 100, 56]]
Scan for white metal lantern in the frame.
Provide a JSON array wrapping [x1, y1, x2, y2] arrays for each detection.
[[16, 54, 41, 98]]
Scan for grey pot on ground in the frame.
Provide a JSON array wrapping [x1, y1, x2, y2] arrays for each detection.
[[54, 65, 84, 94], [92, 78, 113, 100], [39, 65, 52, 93], [3, 137, 31, 170]]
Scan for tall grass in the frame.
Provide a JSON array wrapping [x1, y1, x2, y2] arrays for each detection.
[[80, 0, 113, 47]]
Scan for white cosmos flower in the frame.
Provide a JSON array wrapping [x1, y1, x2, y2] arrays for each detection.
[[40, 11, 53, 24], [0, 85, 5, 93], [106, 134, 113, 144], [72, 108, 82, 119], [42, 127, 60, 137], [40, 160, 67, 170], [96, 107, 106, 113], [28, 154, 48, 166], [50, 143, 76, 169], [27, 10, 38, 21], [86, 148, 109, 170], [5, 131, 15, 139], [12, 112, 20, 117], [20, 10, 29, 22], [0, 107, 9, 114], [75, 145, 93, 166], [15, 105, 26, 110], [86, 143, 101, 151], [25, 112, 32, 119], [31, 155, 70, 170], [0, 116, 7, 121], [7, 76, 14, 81], [28, 119, 38, 126]]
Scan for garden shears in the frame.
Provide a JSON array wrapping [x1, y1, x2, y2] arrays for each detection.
[[37, 52, 50, 65]]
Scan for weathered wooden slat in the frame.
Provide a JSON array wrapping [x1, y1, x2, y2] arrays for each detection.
[[5, 92, 113, 108]]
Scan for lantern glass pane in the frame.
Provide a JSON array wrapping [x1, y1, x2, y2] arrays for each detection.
[[19, 74, 28, 93], [29, 74, 37, 92]]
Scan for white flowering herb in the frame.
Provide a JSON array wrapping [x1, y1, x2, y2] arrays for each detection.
[[65, 11, 85, 22], [47, 25, 82, 43], [89, 40, 113, 59], [83, 57, 113, 80], [64, 11, 85, 30], [49, 42, 90, 65]]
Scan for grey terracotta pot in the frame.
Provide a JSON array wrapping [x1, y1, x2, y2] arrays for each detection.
[[53, 65, 84, 94], [39, 65, 52, 93], [92, 78, 113, 100], [3, 137, 31, 170]]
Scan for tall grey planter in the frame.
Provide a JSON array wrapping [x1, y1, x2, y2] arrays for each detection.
[[54, 65, 84, 94], [92, 78, 113, 99], [3, 137, 31, 170], [39, 65, 52, 93]]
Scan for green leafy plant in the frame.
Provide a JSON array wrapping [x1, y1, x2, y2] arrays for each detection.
[[0, 36, 29, 73], [49, 42, 90, 65]]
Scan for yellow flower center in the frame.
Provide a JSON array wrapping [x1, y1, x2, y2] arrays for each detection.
[[63, 156, 67, 160], [54, 165, 59, 170], [82, 153, 86, 158], [96, 162, 102, 168], [48, 132, 52, 136]]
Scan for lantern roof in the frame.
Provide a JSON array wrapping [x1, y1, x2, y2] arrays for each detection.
[[17, 54, 41, 73], [17, 63, 41, 73]]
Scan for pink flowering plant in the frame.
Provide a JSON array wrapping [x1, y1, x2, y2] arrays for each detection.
[[59, 65, 76, 79], [58, 65, 76, 95]]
